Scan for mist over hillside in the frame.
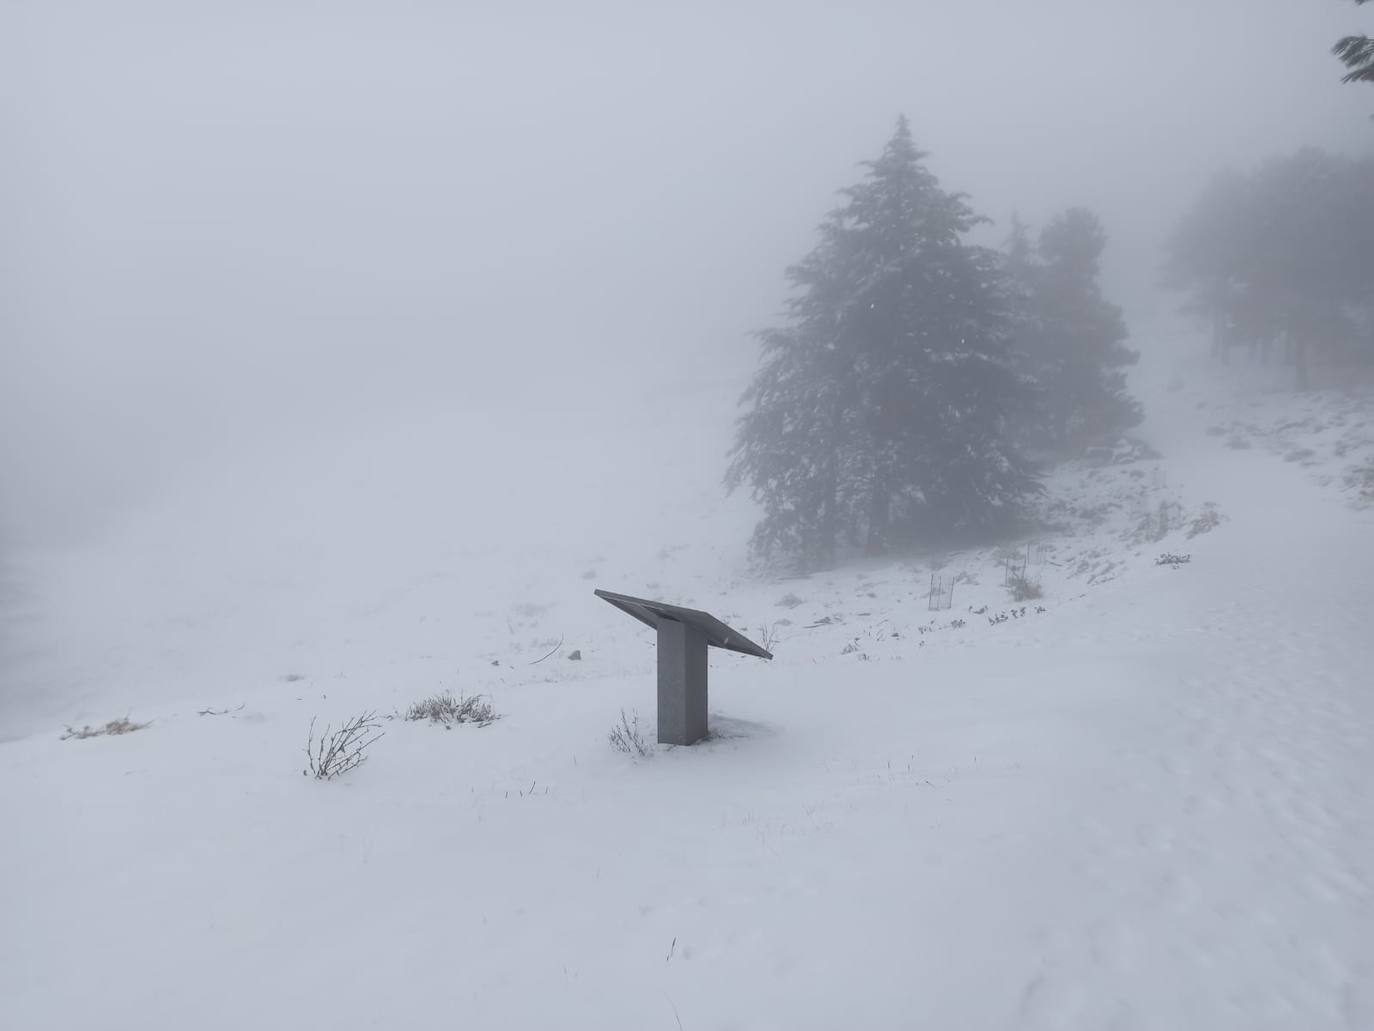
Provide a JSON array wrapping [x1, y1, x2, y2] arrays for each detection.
[[3, 2, 1373, 1029], [3, 0, 1367, 548]]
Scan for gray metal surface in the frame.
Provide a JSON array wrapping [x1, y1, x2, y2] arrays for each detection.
[[595, 587, 773, 747], [593, 589, 774, 659], [656, 618, 708, 745]]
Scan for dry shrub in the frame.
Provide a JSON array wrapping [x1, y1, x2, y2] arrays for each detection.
[[609, 709, 651, 758], [305, 711, 384, 780], [1006, 576, 1043, 602], [404, 692, 500, 728], [61, 717, 150, 741]]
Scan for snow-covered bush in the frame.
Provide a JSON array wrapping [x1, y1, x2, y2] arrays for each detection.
[[1007, 576, 1043, 602], [404, 692, 499, 728]]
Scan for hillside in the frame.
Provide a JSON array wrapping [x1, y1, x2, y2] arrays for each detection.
[[2, 363, 1372, 1030]]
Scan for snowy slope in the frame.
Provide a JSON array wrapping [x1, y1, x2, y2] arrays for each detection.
[[2, 365, 1372, 1030]]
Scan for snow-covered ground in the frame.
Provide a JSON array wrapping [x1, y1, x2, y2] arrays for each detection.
[[2, 362, 1372, 1030]]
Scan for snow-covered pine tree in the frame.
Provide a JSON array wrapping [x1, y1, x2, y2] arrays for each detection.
[[726, 219, 866, 570], [728, 117, 1039, 567], [1028, 209, 1141, 449]]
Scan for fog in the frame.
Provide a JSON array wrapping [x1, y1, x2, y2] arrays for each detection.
[[3, 0, 1368, 548], [8, 7, 1374, 1020]]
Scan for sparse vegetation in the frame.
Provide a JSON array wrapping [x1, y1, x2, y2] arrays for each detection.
[[758, 623, 781, 652], [1007, 575, 1043, 602], [1188, 505, 1222, 538], [1153, 499, 1172, 541], [1346, 462, 1374, 504], [304, 711, 384, 780], [61, 717, 150, 740], [609, 709, 651, 758], [775, 592, 805, 609], [197, 704, 245, 717], [984, 606, 1041, 626], [404, 691, 500, 728], [1156, 552, 1192, 567]]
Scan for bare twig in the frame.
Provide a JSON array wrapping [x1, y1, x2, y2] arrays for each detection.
[[609, 708, 651, 758], [528, 635, 565, 665], [757, 623, 781, 653], [666, 993, 685, 1031], [197, 703, 245, 717]]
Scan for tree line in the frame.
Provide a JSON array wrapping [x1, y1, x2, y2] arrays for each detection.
[[727, 6, 1371, 570], [727, 118, 1139, 570], [1162, 2, 1374, 388], [1163, 148, 1374, 390]]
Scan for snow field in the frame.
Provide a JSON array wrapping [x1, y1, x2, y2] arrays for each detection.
[[2, 369, 1372, 1029]]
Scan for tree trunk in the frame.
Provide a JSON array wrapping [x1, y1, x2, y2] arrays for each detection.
[[1294, 337, 1310, 391], [865, 473, 890, 556], [812, 474, 838, 572]]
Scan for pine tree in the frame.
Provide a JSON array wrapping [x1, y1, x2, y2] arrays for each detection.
[[726, 236, 856, 568], [1002, 214, 1048, 436], [1160, 170, 1255, 363], [1025, 209, 1141, 449], [1333, 0, 1374, 84], [728, 118, 1038, 568], [1004, 214, 1037, 286]]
